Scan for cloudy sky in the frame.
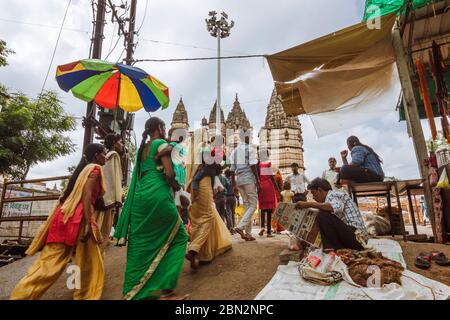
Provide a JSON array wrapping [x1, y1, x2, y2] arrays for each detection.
[[0, 0, 435, 181]]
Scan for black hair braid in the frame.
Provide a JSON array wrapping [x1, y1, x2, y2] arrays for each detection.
[[137, 129, 149, 177], [60, 143, 105, 203], [137, 117, 166, 177]]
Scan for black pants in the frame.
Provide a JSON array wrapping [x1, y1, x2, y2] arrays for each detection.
[[316, 210, 364, 251], [215, 196, 227, 223], [226, 195, 236, 230], [260, 209, 273, 234], [339, 165, 383, 183]]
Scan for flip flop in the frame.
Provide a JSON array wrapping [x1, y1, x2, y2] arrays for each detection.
[[430, 251, 450, 266], [414, 252, 431, 269]]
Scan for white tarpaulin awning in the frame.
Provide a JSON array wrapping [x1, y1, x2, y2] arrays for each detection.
[[267, 14, 400, 137]]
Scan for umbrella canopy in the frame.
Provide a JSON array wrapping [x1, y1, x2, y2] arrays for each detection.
[[55, 59, 169, 112]]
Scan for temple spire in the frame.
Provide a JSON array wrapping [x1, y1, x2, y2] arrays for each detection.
[[170, 97, 189, 130]]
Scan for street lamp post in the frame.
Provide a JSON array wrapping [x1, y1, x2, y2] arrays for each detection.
[[206, 11, 234, 136]]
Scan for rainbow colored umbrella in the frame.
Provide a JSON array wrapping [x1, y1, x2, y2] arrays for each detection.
[[55, 59, 169, 112]]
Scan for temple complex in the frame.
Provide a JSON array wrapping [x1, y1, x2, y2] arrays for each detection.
[[169, 91, 304, 178], [259, 89, 305, 176]]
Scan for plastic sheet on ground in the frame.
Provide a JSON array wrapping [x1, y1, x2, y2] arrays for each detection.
[[255, 239, 450, 300]]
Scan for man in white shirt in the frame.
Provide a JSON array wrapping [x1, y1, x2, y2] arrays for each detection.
[[284, 162, 309, 202], [230, 132, 260, 241], [322, 157, 340, 191], [295, 178, 368, 250]]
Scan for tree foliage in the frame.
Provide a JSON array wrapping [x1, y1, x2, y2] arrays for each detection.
[[0, 91, 76, 180], [0, 39, 14, 68]]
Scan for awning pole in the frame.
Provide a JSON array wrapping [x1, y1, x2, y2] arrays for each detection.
[[392, 23, 437, 239]]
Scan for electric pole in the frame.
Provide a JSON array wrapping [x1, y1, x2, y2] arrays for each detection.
[[82, 0, 106, 151], [122, 0, 137, 184]]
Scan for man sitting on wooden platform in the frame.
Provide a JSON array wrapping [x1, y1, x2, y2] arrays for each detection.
[[295, 178, 368, 251]]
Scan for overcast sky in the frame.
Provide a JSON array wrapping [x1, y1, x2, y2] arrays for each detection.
[[0, 0, 435, 181]]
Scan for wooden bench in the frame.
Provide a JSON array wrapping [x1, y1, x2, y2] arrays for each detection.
[[395, 179, 427, 241], [347, 181, 406, 239]]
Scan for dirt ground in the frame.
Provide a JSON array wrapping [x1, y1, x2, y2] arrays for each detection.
[[395, 239, 450, 286], [0, 231, 287, 300], [0, 233, 449, 300]]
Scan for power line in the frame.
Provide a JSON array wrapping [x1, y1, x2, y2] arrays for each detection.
[[139, 37, 250, 55], [0, 17, 251, 55], [136, 0, 148, 33], [135, 54, 267, 63], [0, 17, 88, 34], [40, 0, 72, 95]]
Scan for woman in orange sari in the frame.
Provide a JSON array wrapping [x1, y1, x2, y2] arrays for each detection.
[[272, 168, 285, 233], [11, 143, 107, 300]]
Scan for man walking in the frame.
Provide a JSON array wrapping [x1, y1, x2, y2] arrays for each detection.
[[230, 131, 259, 241]]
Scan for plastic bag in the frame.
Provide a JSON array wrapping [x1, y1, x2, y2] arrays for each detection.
[[437, 169, 450, 189]]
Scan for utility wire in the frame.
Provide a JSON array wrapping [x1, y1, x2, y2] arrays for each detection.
[[136, 0, 149, 33], [135, 54, 267, 63], [0, 17, 88, 34], [0, 17, 253, 55], [40, 0, 72, 96]]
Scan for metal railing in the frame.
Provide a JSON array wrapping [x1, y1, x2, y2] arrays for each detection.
[[0, 175, 70, 242]]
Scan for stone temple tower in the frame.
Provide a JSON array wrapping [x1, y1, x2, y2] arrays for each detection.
[[170, 97, 189, 131], [225, 94, 252, 145], [208, 101, 226, 137], [259, 89, 304, 177]]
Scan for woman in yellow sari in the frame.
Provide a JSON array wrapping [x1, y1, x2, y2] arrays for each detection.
[[184, 129, 232, 269], [10, 143, 107, 300]]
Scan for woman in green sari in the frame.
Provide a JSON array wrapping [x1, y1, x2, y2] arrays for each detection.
[[114, 117, 188, 300]]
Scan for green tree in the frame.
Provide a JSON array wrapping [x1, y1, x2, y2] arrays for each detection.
[[0, 91, 76, 180], [60, 165, 77, 190], [0, 39, 14, 68]]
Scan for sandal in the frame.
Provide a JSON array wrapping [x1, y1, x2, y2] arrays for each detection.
[[158, 293, 189, 300], [267, 233, 274, 238], [414, 252, 431, 269], [244, 235, 256, 241], [234, 227, 247, 240], [258, 229, 265, 236], [430, 251, 450, 266], [185, 251, 199, 270]]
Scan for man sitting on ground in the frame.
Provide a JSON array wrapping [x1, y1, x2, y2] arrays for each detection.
[[294, 178, 368, 251]]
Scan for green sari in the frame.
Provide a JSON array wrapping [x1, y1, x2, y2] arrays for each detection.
[[114, 139, 188, 300]]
